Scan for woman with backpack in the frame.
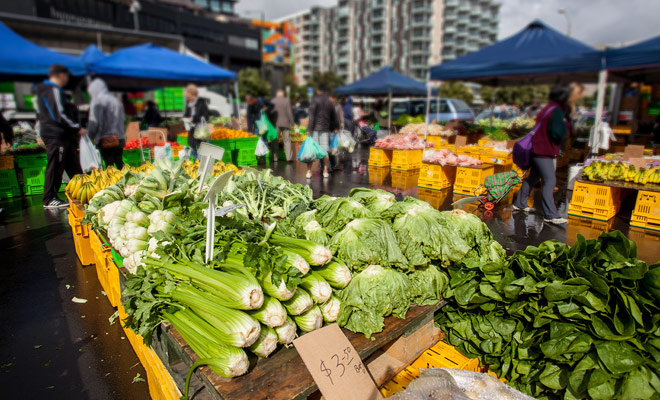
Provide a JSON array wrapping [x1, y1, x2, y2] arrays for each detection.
[[512, 84, 581, 225]]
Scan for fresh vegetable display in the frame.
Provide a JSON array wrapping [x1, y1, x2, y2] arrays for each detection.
[[375, 132, 435, 150], [423, 149, 483, 167], [182, 159, 241, 178], [210, 128, 252, 140], [65, 166, 126, 204], [209, 116, 233, 126], [583, 161, 660, 185], [504, 117, 535, 138], [395, 114, 424, 126], [399, 123, 454, 137], [437, 232, 660, 400]]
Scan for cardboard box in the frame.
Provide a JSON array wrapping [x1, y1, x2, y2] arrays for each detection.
[[125, 121, 140, 142]]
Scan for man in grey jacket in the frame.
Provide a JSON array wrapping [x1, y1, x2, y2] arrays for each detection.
[[306, 84, 339, 178], [88, 78, 126, 169], [270, 90, 295, 162]]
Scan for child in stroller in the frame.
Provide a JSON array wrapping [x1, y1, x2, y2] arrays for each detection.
[[353, 119, 377, 145]]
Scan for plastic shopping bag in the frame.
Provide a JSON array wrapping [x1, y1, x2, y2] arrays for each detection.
[[80, 135, 102, 172], [297, 136, 328, 164], [329, 133, 339, 155], [154, 142, 172, 160], [264, 112, 278, 142], [255, 111, 269, 135], [337, 130, 356, 153], [255, 137, 270, 157], [193, 117, 210, 140], [178, 147, 191, 162]]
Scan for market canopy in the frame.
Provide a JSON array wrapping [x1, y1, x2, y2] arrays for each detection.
[[0, 21, 87, 80], [78, 45, 106, 66], [605, 35, 660, 82], [429, 20, 604, 84], [88, 43, 236, 88], [334, 67, 431, 96]]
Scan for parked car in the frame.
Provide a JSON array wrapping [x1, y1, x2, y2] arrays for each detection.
[[390, 98, 474, 123], [475, 108, 520, 121]]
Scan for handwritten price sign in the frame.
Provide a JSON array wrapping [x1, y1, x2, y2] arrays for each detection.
[[294, 324, 381, 400]]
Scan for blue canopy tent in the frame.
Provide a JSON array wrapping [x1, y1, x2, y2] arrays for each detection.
[[88, 43, 236, 88], [335, 66, 435, 129], [605, 35, 660, 82], [0, 21, 86, 81], [429, 20, 604, 85], [78, 45, 106, 66]]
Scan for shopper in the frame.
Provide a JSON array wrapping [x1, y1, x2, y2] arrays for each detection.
[[306, 84, 339, 179], [245, 93, 274, 135], [513, 84, 580, 225], [183, 84, 210, 160], [329, 92, 345, 170], [0, 112, 13, 150], [142, 100, 163, 127], [88, 78, 126, 169], [343, 97, 354, 132], [36, 64, 85, 209], [270, 90, 295, 162]]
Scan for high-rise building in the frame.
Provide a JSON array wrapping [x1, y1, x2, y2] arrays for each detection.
[[276, 0, 500, 84]]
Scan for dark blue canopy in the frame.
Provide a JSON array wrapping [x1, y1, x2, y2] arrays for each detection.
[[89, 43, 236, 87], [0, 21, 87, 80], [430, 20, 604, 84], [606, 35, 660, 70], [335, 67, 430, 96], [78, 45, 106, 65]]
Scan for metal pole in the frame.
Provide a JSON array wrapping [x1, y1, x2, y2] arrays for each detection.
[[388, 89, 392, 133], [558, 9, 571, 37], [489, 89, 495, 133], [234, 81, 241, 123], [424, 73, 431, 142], [592, 69, 608, 155]]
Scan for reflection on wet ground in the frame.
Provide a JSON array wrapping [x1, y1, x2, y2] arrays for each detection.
[[0, 145, 657, 398]]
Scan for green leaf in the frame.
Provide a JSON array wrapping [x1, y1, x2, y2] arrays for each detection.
[[587, 369, 616, 400], [539, 362, 568, 390], [620, 367, 656, 400], [595, 341, 644, 374], [543, 280, 590, 302]]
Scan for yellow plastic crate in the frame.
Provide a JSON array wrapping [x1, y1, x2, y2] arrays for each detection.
[[368, 148, 393, 167], [142, 344, 182, 400], [420, 135, 448, 148], [455, 145, 482, 158], [418, 162, 456, 190], [631, 190, 660, 231], [66, 192, 86, 219], [417, 187, 450, 209], [368, 166, 390, 185], [480, 149, 513, 165], [391, 169, 419, 190], [391, 149, 423, 170], [568, 181, 621, 221], [90, 231, 111, 299], [67, 211, 95, 266], [454, 165, 495, 195]]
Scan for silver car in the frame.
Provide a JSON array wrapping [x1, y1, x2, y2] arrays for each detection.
[[391, 98, 475, 123]]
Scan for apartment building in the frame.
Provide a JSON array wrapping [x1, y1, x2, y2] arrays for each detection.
[[276, 0, 499, 84]]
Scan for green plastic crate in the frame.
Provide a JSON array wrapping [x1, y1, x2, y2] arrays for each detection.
[[210, 139, 236, 151], [16, 154, 47, 169], [235, 137, 259, 150], [22, 166, 46, 195], [177, 134, 188, 147], [0, 169, 20, 199], [236, 148, 257, 167], [278, 149, 286, 161], [123, 149, 149, 167]]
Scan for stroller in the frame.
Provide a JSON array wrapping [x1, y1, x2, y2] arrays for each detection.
[[352, 119, 378, 145], [452, 170, 522, 217]]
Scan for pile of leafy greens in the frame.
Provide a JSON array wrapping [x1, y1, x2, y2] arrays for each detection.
[[348, 188, 396, 214], [313, 196, 374, 235], [436, 231, 660, 400]]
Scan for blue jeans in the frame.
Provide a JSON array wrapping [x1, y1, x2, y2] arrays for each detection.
[[513, 156, 560, 219]]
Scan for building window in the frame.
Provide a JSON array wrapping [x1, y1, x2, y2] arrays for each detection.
[[221, 2, 234, 13]]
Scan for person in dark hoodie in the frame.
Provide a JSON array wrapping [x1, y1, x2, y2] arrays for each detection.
[[88, 78, 126, 169], [36, 64, 86, 209]]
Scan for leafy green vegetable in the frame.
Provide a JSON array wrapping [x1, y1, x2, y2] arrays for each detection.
[[407, 265, 448, 306], [348, 188, 396, 214], [314, 197, 374, 235], [338, 265, 411, 338]]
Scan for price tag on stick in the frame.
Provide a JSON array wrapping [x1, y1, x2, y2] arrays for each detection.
[[294, 324, 382, 400]]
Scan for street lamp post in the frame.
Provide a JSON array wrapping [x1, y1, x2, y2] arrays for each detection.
[[558, 8, 571, 37], [130, 1, 141, 31]]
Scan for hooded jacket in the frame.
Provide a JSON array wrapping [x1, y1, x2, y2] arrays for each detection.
[[87, 78, 126, 144], [36, 80, 80, 141]]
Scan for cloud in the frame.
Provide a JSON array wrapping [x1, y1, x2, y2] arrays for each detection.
[[236, 0, 660, 47], [498, 0, 660, 47]]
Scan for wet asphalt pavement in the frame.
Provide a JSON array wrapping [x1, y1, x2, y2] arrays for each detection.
[[0, 145, 657, 399]]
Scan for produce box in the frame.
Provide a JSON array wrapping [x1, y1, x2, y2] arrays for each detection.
[[568, 181, 621, 221], [15, 153, 47, 169], [418, 163, 456, 190], [0, 155, 14, 170], [369, 148, 393, 167], [454, 164, 495, 195], [21, 166, 46, 195], [176, 134, 188, 147], [0, 168, 20, 199], [368, 166, 390, 185], [123, 148, 150, 167], [235, 148, 257, 167], [391, 149, 423, 170], [631, 190, 660, 231], [234, 136, 259, 150], [67, 211, 95, 266], [209, 138, 236, 151], [417, 187, 450, 209], [391, 169, 419, 190]]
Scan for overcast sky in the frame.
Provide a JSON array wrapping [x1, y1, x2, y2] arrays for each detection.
[[235, 0, 660, 47]]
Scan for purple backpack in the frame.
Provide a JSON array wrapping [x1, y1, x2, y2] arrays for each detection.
[[512, 106, 556, 170]]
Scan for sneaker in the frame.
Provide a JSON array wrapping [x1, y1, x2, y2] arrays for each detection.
[[512, 204, 536, 213], [306, 171, 312, 179], [323, 171, 330, 178], [544, 217, 568, 225], [44, 198, 68, 209]]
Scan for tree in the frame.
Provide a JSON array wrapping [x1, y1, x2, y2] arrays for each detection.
[[306, 70, 345, 92], [437, 81, 474, 105], [480, 85, 550, 107], [238, 69, 271, 99]]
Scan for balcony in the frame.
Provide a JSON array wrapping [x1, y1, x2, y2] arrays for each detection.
[[444, 11, 457, 20], [458, 2, 471, 12], [410, 47, 429, 56], [443, 24, 456, 34], [411, 18, 430, 28], [445, 0, 459, 7]]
